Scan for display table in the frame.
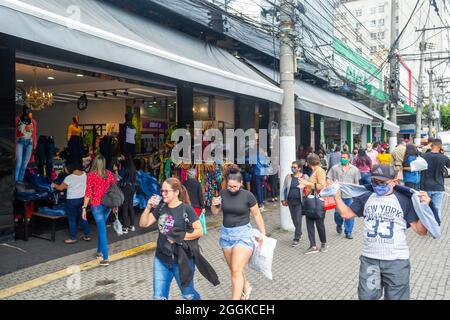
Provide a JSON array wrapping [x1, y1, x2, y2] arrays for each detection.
[[31, 212, 67, 242]]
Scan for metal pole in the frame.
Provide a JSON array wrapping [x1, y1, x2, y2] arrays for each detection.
[[279, 0, 296, 231], [388, 0, 398, 151], [428, 61, 434, 138], [415, 32, 426, 146]]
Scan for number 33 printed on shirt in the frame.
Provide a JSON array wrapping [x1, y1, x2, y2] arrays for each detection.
[[367, 219, 394, 239]]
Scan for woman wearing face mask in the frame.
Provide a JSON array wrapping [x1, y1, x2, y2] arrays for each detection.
[[281, 161, 308, 247], [211, 166, 266, 300]]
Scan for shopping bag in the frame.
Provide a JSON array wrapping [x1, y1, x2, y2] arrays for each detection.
[[199, 209, 207, 236], [249, 230, 277, 280], [410, 157, 428, 172], [323, 196, 336, 211], [112, 212, 123, 236]]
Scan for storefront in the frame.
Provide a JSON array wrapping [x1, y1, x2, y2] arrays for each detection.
[[0, 0, 283, 242]]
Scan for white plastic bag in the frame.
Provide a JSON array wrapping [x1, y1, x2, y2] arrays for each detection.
[[410, 157, 428, 172], [249, 230, 277, 280], [112, 212, 123, 236]]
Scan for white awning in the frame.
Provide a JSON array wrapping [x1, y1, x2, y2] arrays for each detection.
[[0, 0, 283, 103], [246, 60, 373, 125], [350, 101, 400, 133]]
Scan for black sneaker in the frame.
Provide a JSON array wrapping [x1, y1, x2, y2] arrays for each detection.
[[292, 239, 300, 247], [305, 246, 319, 255], [99, 260, 110, 267], [320, 244, 328, 253], [336, 225, 343, 234], [345, 234, 353, 239]]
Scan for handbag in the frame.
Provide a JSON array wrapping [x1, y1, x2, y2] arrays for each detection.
[[101, 180, 125, 208], [302, 184, 325, 219], [322, 180, 336, 211], [199, 209, 207, 236]]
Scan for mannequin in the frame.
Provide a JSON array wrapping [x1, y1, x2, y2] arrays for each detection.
[[67, 115, 84, 167], [120, 112, 136, 158], [15, 105, 37, 182]]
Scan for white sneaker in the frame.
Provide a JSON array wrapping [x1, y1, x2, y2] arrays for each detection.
[[122, 227, 128, 234], [260, 205, 265, 212], [129, 226, 136, 232]]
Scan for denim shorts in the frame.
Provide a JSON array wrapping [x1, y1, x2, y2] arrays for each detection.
[[219, 223, 255, 251]]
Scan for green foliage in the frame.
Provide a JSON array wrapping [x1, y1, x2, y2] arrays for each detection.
[[441, 103, 450, 131]]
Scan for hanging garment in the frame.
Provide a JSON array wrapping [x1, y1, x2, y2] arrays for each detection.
[[68, 135, 84, 167], [37, 135, 55, 178]]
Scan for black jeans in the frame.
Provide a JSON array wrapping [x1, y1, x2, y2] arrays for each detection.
[[288, 201, 303, 240], [125, 142, 136, 159], [120, 184, 135, 228], [37, 135, 55, 178], [68, 135, 84, 167], [306, 216, 326, 247], [268, 174, 279, 199]]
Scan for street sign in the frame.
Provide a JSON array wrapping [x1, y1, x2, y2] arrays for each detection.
[[372, 121, 382, 128]]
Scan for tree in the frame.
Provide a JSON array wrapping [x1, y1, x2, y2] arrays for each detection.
[[441, 103, 450, 131]]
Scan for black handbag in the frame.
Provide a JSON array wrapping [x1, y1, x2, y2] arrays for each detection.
[[302, 184, 325, 219], [101, 181, 125, 208]]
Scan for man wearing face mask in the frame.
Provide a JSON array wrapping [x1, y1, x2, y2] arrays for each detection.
[[334, 164, 429, 300], [327, 152, 361, 239]]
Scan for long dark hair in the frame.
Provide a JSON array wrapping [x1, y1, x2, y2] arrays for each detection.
[[165, 178, 191, 205], [123, 156, 136, 184], [403, 144, 419, 167], [353, 148, 372, 168]]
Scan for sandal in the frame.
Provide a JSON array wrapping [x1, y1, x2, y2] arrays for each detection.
[[81, 236, 92, 242], [241, 284, 252, 300], [64, 239, 77, 244]]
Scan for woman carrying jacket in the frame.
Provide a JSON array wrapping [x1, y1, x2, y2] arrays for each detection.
[[119, 155, 137, 233], [139, 178, 203, 300], [281, 161, 308, 247], [82, 155, 117, 267], [299, 153, 328, 255]]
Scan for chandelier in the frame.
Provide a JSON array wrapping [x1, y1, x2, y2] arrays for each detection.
[[25, 68, 53, 110]]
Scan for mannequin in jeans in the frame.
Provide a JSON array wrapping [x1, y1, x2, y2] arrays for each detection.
[[15, 105, 37, 182]]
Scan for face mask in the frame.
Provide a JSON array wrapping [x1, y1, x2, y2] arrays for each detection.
[[372, 184, 391, 196], [341, 159, 349, 165], [291, 168, 299, 174], [367, 147, 372, 151]]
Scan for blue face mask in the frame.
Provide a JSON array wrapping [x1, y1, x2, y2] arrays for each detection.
[[372, 184, 391, 196]]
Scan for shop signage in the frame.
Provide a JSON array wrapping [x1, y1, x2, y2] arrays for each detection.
[[142, 119, 168, 130], [353, 127, 361, 135], [372, 122, 382, 128], [401, 103, 415, 114]]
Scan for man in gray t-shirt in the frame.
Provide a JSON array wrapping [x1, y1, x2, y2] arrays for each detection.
[[334, 165, 430, 300], [327, 152, 360, 239]]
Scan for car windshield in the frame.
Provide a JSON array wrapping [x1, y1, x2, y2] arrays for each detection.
[[443, 144, 450, 152]]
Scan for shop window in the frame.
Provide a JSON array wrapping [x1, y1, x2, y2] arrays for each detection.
[[193, 95, 215, 121], [139, 98, 170, 120]]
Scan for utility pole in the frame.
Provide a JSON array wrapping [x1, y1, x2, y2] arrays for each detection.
[[428, 60, 434, 138], [388, 0, 398, 151], [279, 0, 296, 231], [415, 32, 426, 146]]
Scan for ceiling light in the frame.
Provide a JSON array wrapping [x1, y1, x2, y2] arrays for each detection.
[[17, 79, 24, 83], [48, 76, 55, 80], [76, 74, 84, 77], [26, 68, 53, 110]]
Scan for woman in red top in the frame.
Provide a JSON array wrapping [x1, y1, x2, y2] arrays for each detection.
[[82, 155, 117, 266]]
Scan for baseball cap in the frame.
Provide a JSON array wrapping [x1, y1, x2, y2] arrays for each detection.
[[371, 165, 398, 181]]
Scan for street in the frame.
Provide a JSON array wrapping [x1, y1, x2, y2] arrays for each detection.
[[1, 182, 449, 300]]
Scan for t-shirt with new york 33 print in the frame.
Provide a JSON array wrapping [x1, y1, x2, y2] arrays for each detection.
[[350, 192, 419, 261]]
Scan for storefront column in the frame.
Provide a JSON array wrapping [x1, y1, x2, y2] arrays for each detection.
[[381, 123, 386, 142], [361, 125, 368, 146], [340, 120, 347, 147], [367, 125, 372, 143], [177, 84, 193, 129], [346, 121, 353, 151], [0, 43, 16, 242]]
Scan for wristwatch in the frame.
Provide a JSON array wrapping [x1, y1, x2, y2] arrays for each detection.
[[82, 206, 87, 210]]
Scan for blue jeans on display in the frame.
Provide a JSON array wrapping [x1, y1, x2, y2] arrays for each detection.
[[15, 138, 34, 182], [335, 198, 355, 235], [360, 173, 371, 185], [427, 191, 444, 219], [92, 205, 111, 260], [153, 256, 201, 300], [252, 175, 265, 206], [66, 198, 90, 240]]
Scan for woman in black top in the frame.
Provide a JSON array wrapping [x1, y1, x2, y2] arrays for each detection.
[[211, 166, 266, 300], [139, 178, 203, 300], [281, 161, 307, 247]]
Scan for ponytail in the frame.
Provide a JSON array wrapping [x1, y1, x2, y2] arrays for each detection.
[[180, 185, 191, 205]]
